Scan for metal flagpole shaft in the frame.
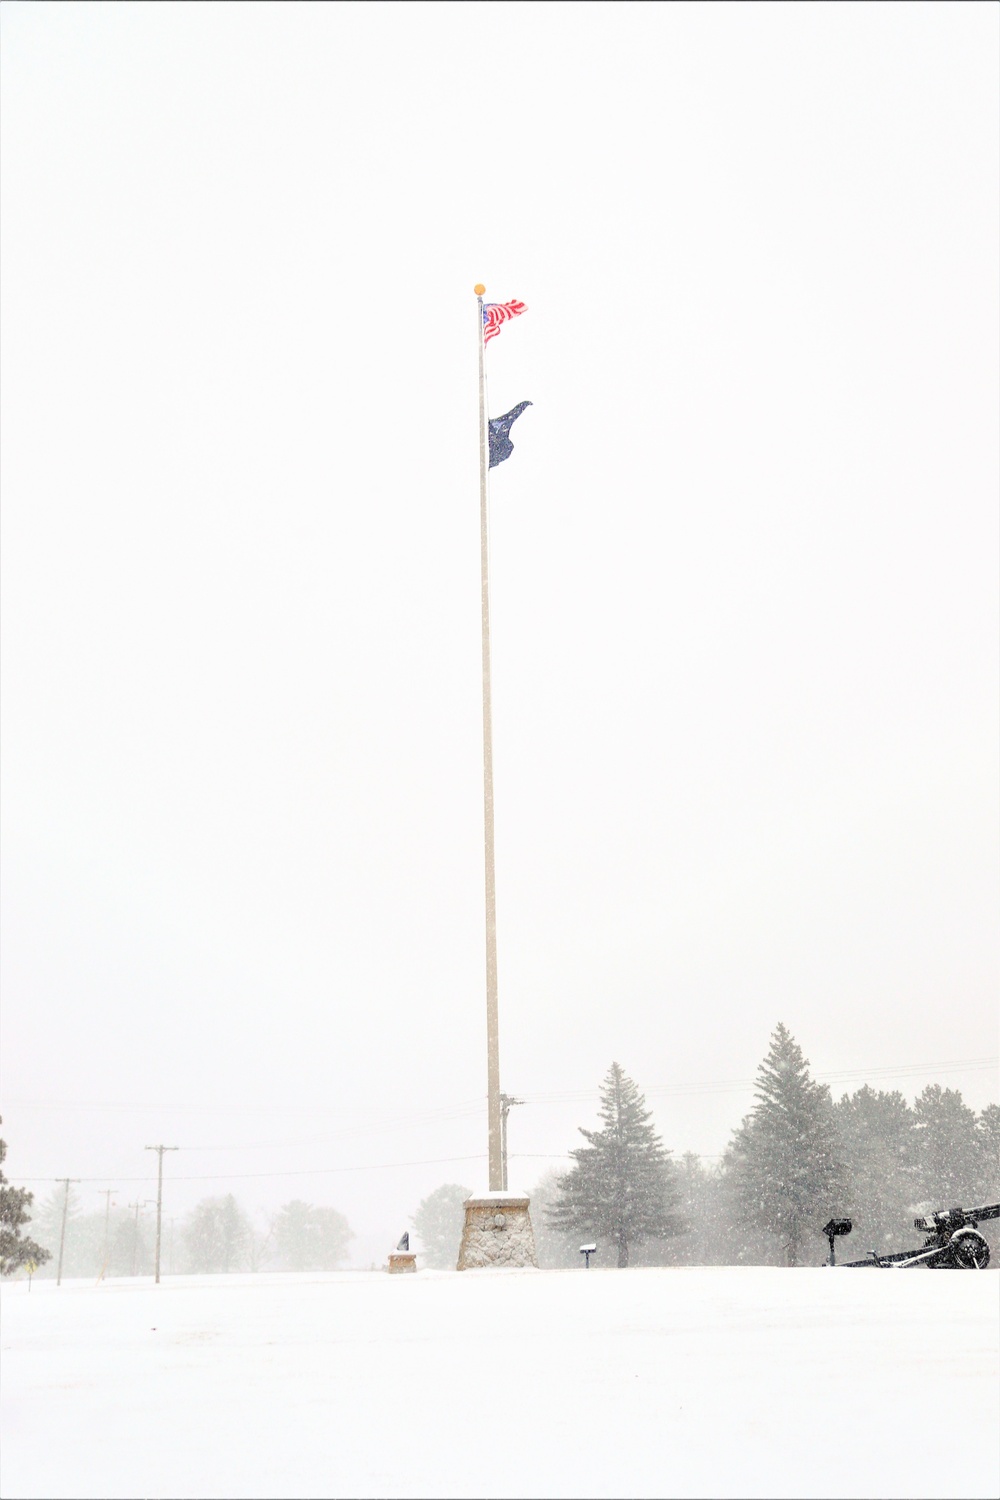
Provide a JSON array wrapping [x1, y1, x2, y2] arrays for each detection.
[[475, 283, 503, 1192]]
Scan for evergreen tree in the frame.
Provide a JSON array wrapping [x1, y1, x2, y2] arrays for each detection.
[[834, 1086, 918, 1254], [411, 1184, 471, 1269], [0, 1124, 51, 1276], [271, 1201, 352, 1271], [725, 1024, 845, 1266], [911, 1085, 981, 1208], [547, 1062, 682, 1268]]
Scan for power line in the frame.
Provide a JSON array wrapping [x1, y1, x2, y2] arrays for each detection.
[[6, 1055, 994, 1130], [7, 1057, 995, 1188], [521, 1057, 999, 1106], [10, 1153, 491, 1185], [1, 1097, 488, 1121], [9, 1146, 731, 1189], [143, 1055, 1000, 1150]]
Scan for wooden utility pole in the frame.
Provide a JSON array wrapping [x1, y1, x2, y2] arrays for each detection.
[[144, 1145, 178, 1284], [499, 1093, 524, 1191], [99, 1189, 116, 1271], [55, 1179, 80, 1287], [128, 1200, 154, 1277]]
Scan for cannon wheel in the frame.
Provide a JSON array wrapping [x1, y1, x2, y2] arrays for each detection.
[[949, 1229, 990, 1269]]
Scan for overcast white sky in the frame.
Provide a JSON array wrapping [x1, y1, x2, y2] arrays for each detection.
[[1, 0, 997, 1266]]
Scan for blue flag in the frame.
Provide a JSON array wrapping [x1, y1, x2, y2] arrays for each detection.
[[488, 401, 532, 468]]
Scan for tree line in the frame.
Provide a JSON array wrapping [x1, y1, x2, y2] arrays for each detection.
[[4, 1028, 997, 1277], [412, 1025, 999, 1270], [2, 1186, 352, 1280]]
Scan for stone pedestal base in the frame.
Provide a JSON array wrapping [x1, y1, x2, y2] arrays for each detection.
[[456, 1193, 538, 1270], [387, 1251, 417, 1273]]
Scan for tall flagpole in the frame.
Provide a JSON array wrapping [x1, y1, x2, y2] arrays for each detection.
[[475, 282, 503, 1192]]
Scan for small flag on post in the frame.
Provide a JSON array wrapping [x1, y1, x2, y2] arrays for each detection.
[[488, 402, 532, 468], [483, 299, 527, 345]]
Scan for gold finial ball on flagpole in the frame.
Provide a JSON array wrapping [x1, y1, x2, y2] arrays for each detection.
[[474, 283, 486, 296]]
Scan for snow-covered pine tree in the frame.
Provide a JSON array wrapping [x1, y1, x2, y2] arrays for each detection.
[[0, 1123, 51, 1276], [725, 1024, 845, 1266], [546, 1062, 682, 1268]]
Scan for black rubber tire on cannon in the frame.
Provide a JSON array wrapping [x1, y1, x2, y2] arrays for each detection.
[[947, 1230, 991, 1269]]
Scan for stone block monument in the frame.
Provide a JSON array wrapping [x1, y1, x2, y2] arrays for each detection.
[[456, 1192, 537, 1270]]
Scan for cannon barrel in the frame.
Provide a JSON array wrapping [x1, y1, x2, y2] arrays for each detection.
[[913, 1203, 999, 1233]]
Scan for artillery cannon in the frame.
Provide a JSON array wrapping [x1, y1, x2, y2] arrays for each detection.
[[824, 1203, 998, 1269]]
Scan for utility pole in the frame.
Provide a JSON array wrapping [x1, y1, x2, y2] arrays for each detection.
[[99, 1189, 117, 1274], [96, 1189, 118, 1282], [128, 1200, 154, 1277], [144, 1145, 178, 1284], [55, 1179, 80, 1287], [499, 1094, 524, 1192]]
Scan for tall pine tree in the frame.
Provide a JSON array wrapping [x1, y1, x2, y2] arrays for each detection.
[[547, 1062, 682, 1268], [0, 1122, 51, 1276], [725, 1024, 845, 1266]]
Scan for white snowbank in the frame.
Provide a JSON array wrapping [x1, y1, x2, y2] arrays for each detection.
[[1, 1266, 996, 1499]]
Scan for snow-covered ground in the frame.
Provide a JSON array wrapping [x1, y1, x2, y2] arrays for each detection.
[[2, 1266, 996, 1499]]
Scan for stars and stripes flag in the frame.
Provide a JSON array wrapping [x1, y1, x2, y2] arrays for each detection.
[[483, 298, 527, 345]]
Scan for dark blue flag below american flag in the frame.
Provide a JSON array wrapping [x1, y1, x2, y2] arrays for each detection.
[[488, 402, 531, 468]]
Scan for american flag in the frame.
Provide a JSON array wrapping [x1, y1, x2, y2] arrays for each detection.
[[483, 298, 527, 345]]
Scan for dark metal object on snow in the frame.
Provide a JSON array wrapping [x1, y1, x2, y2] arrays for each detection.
[[822, 1218, 853, 1266], [832, 1203, 998, 1269], [580, 1243, 596, 1269]]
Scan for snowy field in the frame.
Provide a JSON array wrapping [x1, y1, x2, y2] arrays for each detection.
[[1, 1266, 997, 1500]]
